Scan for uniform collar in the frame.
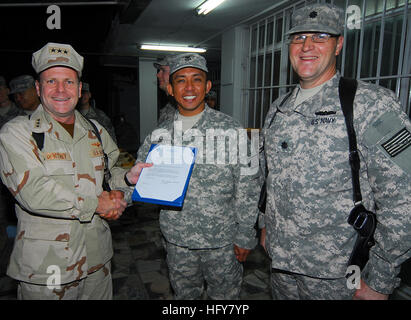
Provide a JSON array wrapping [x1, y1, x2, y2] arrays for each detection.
[[280, 72, 341, 115], [30, 104, 90, 143]]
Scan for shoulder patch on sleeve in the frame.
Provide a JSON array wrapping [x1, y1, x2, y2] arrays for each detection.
[[363, 111, 411, 175], [381, 128, 411, 157]]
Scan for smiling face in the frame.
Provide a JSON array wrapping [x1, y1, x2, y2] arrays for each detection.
[[167, 67, 211, 116], [36, 67, 81, 123], [289, 33, 344, 88]]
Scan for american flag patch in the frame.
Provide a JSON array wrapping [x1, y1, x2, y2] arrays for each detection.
[[381, 128, 411, 157]]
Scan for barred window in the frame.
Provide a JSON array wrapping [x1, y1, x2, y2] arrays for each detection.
[[246, 0, 411, 128]]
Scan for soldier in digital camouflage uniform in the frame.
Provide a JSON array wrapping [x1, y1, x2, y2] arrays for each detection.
[[259, 3, 411, 300], [153, 55, 177, 124], [0, 76, 25, 275], [137, 53, 261, 299], [0, 42, 150, 300], [9, 75, 40, 115], [77, 82, 117, 144]]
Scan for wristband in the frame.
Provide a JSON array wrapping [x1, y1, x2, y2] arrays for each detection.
[[124, 173, 135, 186]]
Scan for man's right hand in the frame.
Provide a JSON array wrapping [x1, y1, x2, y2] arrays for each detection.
[[96, 190, 127, 221]]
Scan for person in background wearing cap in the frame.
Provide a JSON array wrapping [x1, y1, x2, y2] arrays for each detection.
[[205, 90, 218, 109], [259, 3, 411, 300], [77, 82, 117, 144], [0, 76, 24, 123], [9, 75, 40, 115], [0, 42, 151, 300], [153, 55, 177, 124], [137, 53, 260, 299], [0, 76, 25, 277]]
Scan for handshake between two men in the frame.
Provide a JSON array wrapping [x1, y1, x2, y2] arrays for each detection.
[[96, 162, 153, 221]]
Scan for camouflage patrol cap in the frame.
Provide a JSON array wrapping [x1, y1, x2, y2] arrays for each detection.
[[287, 3, 345, 36], [0, 76, 6, 87], [153, 55, 173, 69], [9, 75, 36, 94], [32, 42, 84, 77], [169, 53, 208, 75]]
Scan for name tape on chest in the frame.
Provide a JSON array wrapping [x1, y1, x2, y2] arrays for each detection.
[[381, 127, 411, 157]]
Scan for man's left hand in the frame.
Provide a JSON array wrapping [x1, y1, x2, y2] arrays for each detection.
[[234, 245, 251, 262], [353, 279, 389, 300], [125, 162, 153, 185]]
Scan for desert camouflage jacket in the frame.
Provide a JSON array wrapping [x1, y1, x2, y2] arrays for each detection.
[[0, 104, 129, 285]]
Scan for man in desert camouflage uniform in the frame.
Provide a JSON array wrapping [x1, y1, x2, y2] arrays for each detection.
[[0, 76, 25, 275], [0, 42, 150, 300], [9, 75, 40, 115], [137, 53, 260, 299], [259, 3, 411, 300], [77, 82, 117, 143]]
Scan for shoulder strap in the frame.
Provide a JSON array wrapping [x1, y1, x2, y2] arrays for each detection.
[[32, 132, 44, 151], [85, 117, 103, 145], [29, 114, 45, 151], [338, 77, 361, 203], [268, 90, 293, 128], [85, 117, 112, 191]]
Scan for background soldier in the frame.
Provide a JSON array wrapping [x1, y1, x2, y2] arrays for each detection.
[[205, 90, 217, 109], [153, 55, 176, 124], [259, 3, 411, 300], [9, 75, 40, 115], [77, 82, 117, 144], [0, 76, 25, 276]]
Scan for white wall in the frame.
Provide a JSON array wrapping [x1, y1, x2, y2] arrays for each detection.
[[138, 58, 158, 144], [220, 25, 250, 126]]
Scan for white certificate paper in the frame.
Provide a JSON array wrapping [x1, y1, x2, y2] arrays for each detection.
[[132, 144, 197, 207]]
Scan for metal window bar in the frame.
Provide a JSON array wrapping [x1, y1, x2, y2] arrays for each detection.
[[246, 0, 411, 128], [396, 0, 409, 96], [260, 19, 269, 128], [356, 0, 367, 80], [269, 15, 277, 106], [375, 0, 388, 85], [369, 23, 377, 78], [253, 23, 260, 127]]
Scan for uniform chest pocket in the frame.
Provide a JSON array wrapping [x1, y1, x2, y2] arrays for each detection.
[[44, 159, 75, 176]]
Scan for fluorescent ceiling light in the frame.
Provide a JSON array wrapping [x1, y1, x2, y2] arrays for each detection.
[[196, 0, 226, 16], [140, 45, 206, 53]]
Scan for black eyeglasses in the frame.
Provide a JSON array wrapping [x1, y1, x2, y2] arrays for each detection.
[[288, 33, 338, 44]]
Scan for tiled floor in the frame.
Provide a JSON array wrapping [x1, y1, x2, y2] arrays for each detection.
[[0, 203, 272, 300], [1, 203, 410, 300]]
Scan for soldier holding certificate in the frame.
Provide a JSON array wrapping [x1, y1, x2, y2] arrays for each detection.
[[136, 53, 261, 299]]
